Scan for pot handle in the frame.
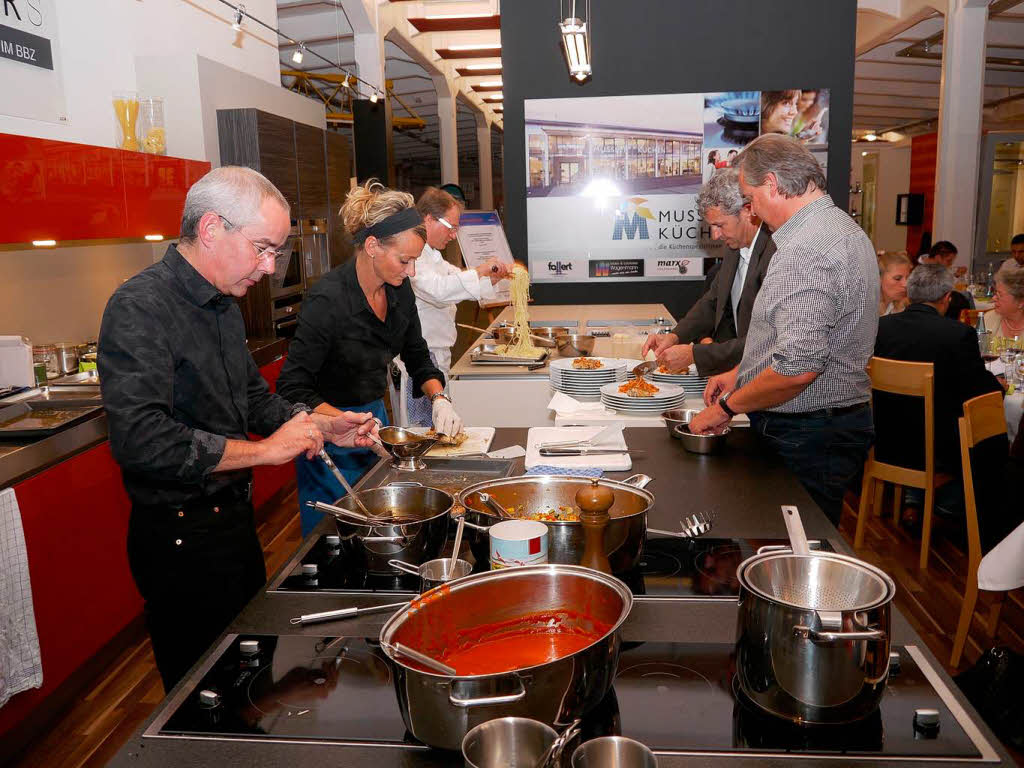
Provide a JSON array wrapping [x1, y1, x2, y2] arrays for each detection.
[[622, 473, 653, 489], [386, 481, 424, 487], [794, 625, 887, 643], [450, 508, 494, 533], [362, 535, 412, 543], [756, 541, 823, 555], [448, 677, 527, 708]]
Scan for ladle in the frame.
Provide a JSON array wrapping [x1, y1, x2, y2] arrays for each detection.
[[318, 450, 373, 518]]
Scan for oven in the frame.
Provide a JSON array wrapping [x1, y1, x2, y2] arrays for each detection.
[[272, 296, 302, 339], [269, 223, 304, 300]]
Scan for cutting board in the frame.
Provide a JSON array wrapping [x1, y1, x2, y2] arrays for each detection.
[[408, 427, 496, 457]]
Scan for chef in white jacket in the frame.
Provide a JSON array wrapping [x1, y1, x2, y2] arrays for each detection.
[[395, 187, 510, 425]]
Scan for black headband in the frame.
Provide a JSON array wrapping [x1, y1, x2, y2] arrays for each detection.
[[352, 207, 423, 246]]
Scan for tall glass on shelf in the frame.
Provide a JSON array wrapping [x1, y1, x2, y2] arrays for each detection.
[[139, 96, 166, 155], [112, 91, 140, 151]]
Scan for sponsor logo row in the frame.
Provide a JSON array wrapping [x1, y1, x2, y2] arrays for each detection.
[[544, 258, 697, 279]]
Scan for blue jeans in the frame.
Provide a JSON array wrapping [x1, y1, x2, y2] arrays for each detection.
[[295, 399, 388, 538], [749, 404, 874, 527]]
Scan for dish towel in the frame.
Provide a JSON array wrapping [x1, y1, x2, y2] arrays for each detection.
[[0, 488, 42, 708], [978, 519, 1024, 592], [526, 466, 604, 478]]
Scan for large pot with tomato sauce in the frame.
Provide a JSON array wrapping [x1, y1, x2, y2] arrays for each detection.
[[378, 564, 632, 750]]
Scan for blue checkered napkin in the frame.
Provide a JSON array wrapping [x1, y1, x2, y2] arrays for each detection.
[[525, 465, 604, 478]]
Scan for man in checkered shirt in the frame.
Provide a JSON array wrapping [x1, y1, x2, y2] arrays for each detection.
[[690, 134, 878, 525]]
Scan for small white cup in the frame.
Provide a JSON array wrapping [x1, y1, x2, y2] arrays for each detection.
[[489, 519, 548, 569]]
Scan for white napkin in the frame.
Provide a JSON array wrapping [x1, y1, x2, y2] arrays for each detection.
[[978, 519, 1024, 592], [547, 391, 615, 417], [0, 488, 42, 708], [525, 425, 631, 471]]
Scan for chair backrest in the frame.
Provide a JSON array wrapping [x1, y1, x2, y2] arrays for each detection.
[[959, 308, 982, 327], [959, 391, 1010, 566], [868, 357, 935, 473]]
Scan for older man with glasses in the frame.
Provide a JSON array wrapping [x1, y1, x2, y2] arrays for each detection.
[[690, 135, 878, 525], [98, 166, 380, 691]]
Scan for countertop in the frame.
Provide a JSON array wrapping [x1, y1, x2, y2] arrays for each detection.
[[0, 337, 288, 489], [450, 304, 674, 379], [107, 427, 1014, 767]]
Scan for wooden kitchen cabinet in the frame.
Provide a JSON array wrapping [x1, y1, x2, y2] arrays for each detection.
[[295, 122, 328, 219], [217, 110, 300, 212], [325, 129, 353, 269]]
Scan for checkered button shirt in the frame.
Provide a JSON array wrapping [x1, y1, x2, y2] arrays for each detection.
[[737, 195, 879, 413]]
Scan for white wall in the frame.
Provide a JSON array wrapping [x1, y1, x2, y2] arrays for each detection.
[[0, 0, 283, 149], [853, 143, 912, 254], [0, 243, 161, 344]]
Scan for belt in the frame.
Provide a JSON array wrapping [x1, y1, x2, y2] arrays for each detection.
[[766, 402, 870, 420], [134, 481, 253, 517]]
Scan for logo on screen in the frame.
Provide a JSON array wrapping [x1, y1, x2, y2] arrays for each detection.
[[547, 260, 574, 275], [611, 197, 655, 241], [589, 260, 644, 278]]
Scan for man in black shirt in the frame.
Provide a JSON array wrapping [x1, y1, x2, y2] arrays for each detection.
[[99, 166, 379, 691]]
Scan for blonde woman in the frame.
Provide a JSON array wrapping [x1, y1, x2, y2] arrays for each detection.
[[984, 260, 1024, 341], [878, 251, 911, 316], [278, 180, 461, 535]]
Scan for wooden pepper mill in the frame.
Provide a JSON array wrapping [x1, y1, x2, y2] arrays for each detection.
[[577, 478, 615, 574]]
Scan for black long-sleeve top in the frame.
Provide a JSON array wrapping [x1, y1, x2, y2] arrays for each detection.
[[98, 245, 296, 507], [276, 259, 443, 409]]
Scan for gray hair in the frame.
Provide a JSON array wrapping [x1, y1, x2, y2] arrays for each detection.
[[180, 166, 289, 242], [995, 259, 1024, 302], [906, 263, 954, 303], [736, 133, 826, 198], [696, 166, 745, 217]]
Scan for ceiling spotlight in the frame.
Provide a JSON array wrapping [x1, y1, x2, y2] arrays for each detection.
[[864, 131, 879, 142], [232, 4, 245, 32], [370, 90, 379, 104], [559, 0, 591, 82], [292, 44, 304, 65]]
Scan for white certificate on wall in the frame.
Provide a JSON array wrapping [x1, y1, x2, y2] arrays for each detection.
[[0, 0, 67, 124], [457, 210, 516, 308]]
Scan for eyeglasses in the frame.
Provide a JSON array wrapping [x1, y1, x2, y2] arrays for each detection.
[[437, 216, 458, 235], [218, 214, 294, 262]]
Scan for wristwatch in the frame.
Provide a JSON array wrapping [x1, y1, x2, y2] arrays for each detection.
[[430, 391, 452, 405], [718, 392, 737, 418]]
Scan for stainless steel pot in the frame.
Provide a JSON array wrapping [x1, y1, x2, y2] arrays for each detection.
[[54, 343, 79, 375], [379, 564, 632, 750], [456, 474, 653, 574], [735, 547, 896, 723], [330, 483, 452, 573]]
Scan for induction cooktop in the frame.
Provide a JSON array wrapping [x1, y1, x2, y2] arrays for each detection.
[[146, 635, 999, 762], [267, 535, 833, 600]]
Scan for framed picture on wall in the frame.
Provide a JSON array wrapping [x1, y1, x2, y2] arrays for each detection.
[[895, 193, 924, 226]]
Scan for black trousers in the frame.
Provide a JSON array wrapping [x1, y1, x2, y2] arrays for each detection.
[[126, 487, 266, 692]]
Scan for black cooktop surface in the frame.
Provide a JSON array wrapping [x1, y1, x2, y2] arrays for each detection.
[[270, 535, 833, 599], [153, 635, 987, 760]]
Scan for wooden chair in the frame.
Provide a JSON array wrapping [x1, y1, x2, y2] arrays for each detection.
[[950, 391, 1009, 667], [959, 308, 982, 327], [854, 357, 941, 569]]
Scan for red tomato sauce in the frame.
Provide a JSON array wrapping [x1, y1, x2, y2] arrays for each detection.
[[434, 610, 612, 675]]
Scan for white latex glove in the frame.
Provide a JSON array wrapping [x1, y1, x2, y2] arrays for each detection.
[[431, 397, 463, 436]]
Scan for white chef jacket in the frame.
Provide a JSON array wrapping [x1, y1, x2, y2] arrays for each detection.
[[410, 243, 496, 374]]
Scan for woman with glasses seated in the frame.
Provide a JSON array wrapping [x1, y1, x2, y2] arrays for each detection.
[[395, 187, 510, 426], [277, 180, 461, 536], [984, 260, 1024, 342]]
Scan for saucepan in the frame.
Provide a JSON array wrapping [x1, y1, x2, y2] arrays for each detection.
[[315, 482, 452, 573], [380, 564, 632, 750], [455, 474, 654, 574], [734, 506, 896, 723]]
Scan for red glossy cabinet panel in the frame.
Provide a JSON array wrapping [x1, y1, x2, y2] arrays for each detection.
[[252, 355, 296, 512], [0, 132, 210, 244], [0, 133, 127, 242], [0, 441, 142, 739]]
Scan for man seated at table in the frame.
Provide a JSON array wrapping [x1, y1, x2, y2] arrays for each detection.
[[1008, 233, 1024, 268], [873, 264, 1002, 525], [641, 167, 775, 376]]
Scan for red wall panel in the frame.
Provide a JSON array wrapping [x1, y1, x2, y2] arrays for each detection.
[[122, 154, 190, 238], [0, 442, 141, 738], [906, 132, 938, 258], [251, 355, 296, 511]]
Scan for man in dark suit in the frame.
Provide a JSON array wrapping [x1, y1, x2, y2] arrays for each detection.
[[642, 167, 776, 375], [874, 264, 1002, 523]]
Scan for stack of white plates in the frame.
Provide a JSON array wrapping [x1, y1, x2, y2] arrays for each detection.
[[651, 368, 709, 397], [600, 381, 686, 413], [549, 357, 627, 399]]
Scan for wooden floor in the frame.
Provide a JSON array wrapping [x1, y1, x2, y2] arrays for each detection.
[[9, 486, 1024, 767]]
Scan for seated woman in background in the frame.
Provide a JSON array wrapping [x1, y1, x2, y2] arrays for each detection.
[[984, 260, 1024, 341], [878, 251, 911, 316], [277, 180, 462, 536]]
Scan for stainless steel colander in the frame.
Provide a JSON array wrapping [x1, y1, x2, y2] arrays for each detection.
[[741, 552, 892, 612]]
